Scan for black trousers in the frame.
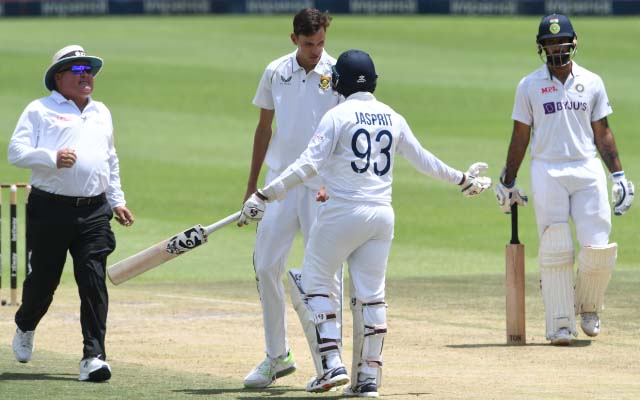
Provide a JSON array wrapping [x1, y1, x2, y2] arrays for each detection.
[[15, 190, 115, 360]]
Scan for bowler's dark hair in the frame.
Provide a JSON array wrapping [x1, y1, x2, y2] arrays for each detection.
[[293, 8, 331, 36]]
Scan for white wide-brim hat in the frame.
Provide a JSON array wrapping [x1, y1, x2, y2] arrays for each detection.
[[44, 45, 103, 91]]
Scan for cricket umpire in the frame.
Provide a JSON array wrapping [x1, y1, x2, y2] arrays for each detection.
[[494, 15, 634, 345], [8, 44, 134, 381]]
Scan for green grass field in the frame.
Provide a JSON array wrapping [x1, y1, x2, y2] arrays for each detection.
[[0, 16, 639, 399]]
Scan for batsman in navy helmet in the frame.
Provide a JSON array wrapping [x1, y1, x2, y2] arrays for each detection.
[[496, 14, 634, 346], [241, 48, 492, 396], [331, 49, 377, 97]]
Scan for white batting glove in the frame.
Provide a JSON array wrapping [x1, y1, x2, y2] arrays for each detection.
[[459, 162, 492, 197], [238, 191, 267, 226], [493, 167, 528, 214], [611, 171, 634, 216]]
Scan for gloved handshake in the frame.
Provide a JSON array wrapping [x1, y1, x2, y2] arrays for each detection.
[[459, 162, 493, 197]]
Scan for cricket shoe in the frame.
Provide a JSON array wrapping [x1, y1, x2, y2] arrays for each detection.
[[243, 350, 296, 388], [549, 327, 572, 346], [581, 312, 600, 337], [306, 366, 350, 393], [79, 357, 112, 382], [343, 376, 379, 398], [13, 328, 35, 363]]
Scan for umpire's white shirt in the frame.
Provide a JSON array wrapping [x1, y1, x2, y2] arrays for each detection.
[[512, 62, 613, 162], [253, 49, 339, 188], [295, 92, 463, 204], [8, 91, 126, 207]]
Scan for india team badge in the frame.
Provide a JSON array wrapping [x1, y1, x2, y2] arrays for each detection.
[[319, 75, 331, 91], [549, 17, 560, 34]]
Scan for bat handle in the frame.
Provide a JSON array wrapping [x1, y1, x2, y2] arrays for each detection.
[[510, 204, 520, 245]]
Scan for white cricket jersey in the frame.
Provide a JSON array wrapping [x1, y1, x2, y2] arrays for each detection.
[[512, 62, 613, 162], [294, 92, 463, 204], [253, 49, 340, 175], [8, 91, 126, 207]]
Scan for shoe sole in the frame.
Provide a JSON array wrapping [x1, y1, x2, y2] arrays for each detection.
[[343, 388, 380, 398], [275, 364, 296, 379], [80, 366, 111, 382], [307, 374, 350, 393], [550, 337, 571, 346], [243, 364, 296, 388]]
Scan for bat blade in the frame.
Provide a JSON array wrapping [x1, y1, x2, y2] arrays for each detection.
[[506, 243, 525, 345], [506, 204, 525, 345], [107, 211, 240, 285]]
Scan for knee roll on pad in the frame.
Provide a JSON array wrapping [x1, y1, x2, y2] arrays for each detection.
[[538, 223, 577, 338], [287, 269, 339, 376], [351, 298, 387, 387], [575, 243, 617, 314]]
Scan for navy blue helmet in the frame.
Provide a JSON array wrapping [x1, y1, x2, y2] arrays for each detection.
[[536, 14, 578, 67], [331, 50, 377, 97], [536, 14, 576, 43]]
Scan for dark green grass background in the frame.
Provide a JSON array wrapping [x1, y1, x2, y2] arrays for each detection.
[[0, 16, 638, 399]]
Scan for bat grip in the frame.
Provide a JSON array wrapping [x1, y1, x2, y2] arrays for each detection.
[[510, 204, 520, 244]]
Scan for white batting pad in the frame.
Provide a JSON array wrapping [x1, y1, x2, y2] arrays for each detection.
[[350, 298, 386, 389], [575, 243, 617, 314], [538, 223, 577, 338], [287, 269, 338, 377]]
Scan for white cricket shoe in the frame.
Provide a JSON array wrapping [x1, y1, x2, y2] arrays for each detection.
[[549, 327, 572, 346], [581, 312, 600, 337], [243, 350, 296, 388], [79, 357, 112, 382], [306, 366, 350, 393], [13, 328, 35, 363], [343, 376, 379, 397]]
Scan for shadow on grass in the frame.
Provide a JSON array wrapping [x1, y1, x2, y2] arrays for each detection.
[[175, 387, 433, 398], [0, 372, 78, 382], [174, 386, 344, 399], [447, 339, 592, 348]]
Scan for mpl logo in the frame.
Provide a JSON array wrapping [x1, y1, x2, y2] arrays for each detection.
[[541, 86, 557, 94]]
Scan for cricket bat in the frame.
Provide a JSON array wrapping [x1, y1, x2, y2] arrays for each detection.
[[107, 211, 240, 285], [505, 203, 525, 345]]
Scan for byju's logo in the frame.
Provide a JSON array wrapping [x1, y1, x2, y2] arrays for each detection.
[[543, 101, 587, 115], [543, 102, 556, 114]]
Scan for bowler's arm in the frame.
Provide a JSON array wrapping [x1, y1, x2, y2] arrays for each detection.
[[244, 108, 274, 201]]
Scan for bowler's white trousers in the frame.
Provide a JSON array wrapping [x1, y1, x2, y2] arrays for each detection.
[[530, 157, 611, 246], [254, 170, 341, 358]]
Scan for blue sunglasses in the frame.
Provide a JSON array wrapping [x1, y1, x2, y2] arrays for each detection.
[[59, 65, 93, 75]]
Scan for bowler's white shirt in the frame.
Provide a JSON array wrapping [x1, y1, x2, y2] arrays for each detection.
[[8, 91, 126, 207], [253, 49, 339, 181], [294, 92, 463, 204], [512, 62, 613, 162]]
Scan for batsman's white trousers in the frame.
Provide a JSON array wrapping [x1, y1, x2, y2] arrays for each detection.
[[254, 170, 341, 358], [302, 198, 394, 305], [530, 158, 611, 246]]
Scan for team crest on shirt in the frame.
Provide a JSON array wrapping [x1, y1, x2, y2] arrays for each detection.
[[319, 75, 331, 91]]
